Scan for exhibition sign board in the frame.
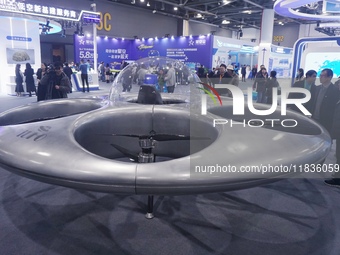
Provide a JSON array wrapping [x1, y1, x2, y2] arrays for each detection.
[[132, 35, 212, 70], [74, 34, 212, 70], [322, 0, 340, 13], [0, 0, 99, 22]]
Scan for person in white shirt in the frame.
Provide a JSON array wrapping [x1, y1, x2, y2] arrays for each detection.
[[164, 63, 176, 93], [137, 64, 148, 85]]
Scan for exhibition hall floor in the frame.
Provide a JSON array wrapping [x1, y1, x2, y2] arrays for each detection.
[[0, 80, 339, 255]]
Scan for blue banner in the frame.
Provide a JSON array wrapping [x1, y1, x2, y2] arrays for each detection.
[[133, 35, 212, 69], [74, 35, 95, 64], [74, 35, 212, 69]]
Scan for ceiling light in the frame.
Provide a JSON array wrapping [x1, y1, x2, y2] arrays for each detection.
[[147, 2, 150, 7], [196, 13, 202, 18], [152, 9, 156, 13], [131, 0, 135, 4], [222, 19, 230, 24], [174, 7, 178, 11], [140, 0, 145, 2], [161, 2, 165, 10]]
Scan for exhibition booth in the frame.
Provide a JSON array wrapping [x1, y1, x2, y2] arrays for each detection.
[[0, 16, 55, 95], [74, 33, 294, 80], [0, 0, 100, 95], [0, 0, 296, 96], [74, 34, 262, 73]]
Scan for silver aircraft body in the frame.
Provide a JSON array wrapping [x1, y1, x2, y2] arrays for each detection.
[[0, 57, 331, 195]]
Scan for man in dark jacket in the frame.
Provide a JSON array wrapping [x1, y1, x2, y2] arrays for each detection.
[[324, 97, 340, 187], [40, 61, 71, 100], [253, 67, 267, 103], [63, 62, 73, 93], [211, 64, 234, 96], [311, 68, 340, 133], [288, 69, 317, 113]]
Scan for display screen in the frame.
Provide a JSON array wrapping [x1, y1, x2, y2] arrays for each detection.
[[305, 52, 340, 77], [6, 48, 35, 64]]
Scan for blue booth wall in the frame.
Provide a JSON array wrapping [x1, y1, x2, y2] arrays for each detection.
[[74, 35, 213, 70]]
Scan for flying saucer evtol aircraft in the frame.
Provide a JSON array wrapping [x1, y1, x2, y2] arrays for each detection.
[[0, 57, 331, 217]]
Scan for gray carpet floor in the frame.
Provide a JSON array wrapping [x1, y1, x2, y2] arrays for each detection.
[[0, 80, 339, 255]]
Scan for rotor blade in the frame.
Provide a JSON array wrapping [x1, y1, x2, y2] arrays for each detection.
[[110, 144, 138, 162], [103, 133, 210, 141], [105, 133, 211, 141], [150, 134, 211, 141], [108, 134, 142, 138]]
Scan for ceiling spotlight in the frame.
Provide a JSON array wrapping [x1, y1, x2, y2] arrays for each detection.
[[131, 0, 135, 4], [140, 0, 145, 2], [147, 2, 150, 6], [196, 13, 202, 18], [174, 7, 178, 11], [161, 2, 165, 10], [222, 19, 230, 24], [152, 9, 157, 13]]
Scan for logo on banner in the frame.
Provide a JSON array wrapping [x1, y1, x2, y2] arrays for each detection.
[[137, 44, 154, 51]]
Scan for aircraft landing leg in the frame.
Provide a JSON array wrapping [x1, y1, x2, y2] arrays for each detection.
[[145, 195, 154, 219]]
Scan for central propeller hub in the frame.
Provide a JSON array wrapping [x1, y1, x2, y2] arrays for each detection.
[[139, 138, 156, 149], [138, 152, 155, 163]]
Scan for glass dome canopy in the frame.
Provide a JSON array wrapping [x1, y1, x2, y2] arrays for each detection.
[[108, 56, 203, 106]]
